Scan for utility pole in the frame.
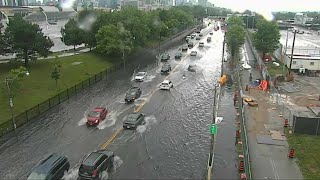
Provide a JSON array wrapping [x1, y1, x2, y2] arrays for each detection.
[[288, 30, 297, 76], [221, 32, 226, 77]]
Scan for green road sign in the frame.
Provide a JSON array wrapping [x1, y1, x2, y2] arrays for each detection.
[[210, 124, 217, 135]]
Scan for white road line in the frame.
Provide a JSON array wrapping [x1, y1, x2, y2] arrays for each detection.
[[270, 159, 280, 180]]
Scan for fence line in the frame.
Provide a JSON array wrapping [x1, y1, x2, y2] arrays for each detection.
[[0, 25, 199, 137], [236, 65, 252, 180], [0, 59, 159, 137], [245, 31, 296, 127]]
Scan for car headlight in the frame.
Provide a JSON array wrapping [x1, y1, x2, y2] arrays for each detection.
[[95, 119, 98, 123]]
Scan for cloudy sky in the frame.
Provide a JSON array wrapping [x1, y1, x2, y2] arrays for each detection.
[[212, 0, 320, 20]]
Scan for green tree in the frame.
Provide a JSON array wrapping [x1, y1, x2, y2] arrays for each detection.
[[253, 19, 280, 59], [226, 25, 246, 59], [0, 33, 6, 55], [51, 56, 61, 88], [3, 14, 53, 66], [96, 23, 133, 56], [227, 15, 244, 26], [61, 19, 84, 51]]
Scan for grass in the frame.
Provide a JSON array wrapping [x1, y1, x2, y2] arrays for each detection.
[[265, 62, 287, 77], [0, 53, 114, 125], [286, 129, 320, 179]]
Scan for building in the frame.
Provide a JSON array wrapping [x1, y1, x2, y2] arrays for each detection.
[[294, 13, 313, 25], [285, 55, 320, 71], [197, 0, 207, 7]]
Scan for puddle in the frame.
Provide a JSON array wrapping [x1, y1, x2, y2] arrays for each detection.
[[71, 62, 83, 65]]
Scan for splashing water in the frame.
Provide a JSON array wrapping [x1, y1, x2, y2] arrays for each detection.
[[136, 115, 157, 134], [77, 111, 87, 126], [62, 168, 79, 180], [112, 156, 123, 173], [97, 111, 118, 130]]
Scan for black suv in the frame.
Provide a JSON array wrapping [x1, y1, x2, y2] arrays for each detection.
[[161, 63, 172, 74], [27, 154, 70, 180], [78, 150, 114, 180], [125, 87, 142, 103], [123, 113, 145, 129]]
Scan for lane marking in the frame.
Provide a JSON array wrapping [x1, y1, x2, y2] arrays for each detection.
[[100, 26, 214, 150], [134, 27, 214, 113], [100, 128, 123, 149]]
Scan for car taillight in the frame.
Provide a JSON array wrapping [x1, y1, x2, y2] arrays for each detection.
[[92, 170, 98, 177]]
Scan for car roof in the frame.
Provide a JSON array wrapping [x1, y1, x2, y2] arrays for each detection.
[[129, 87, 139, 90], [127, 113, 140, 119], [162, 80, 170, 83], [93, 108, 105, 112], [82, 152, 102, 166], [33, 154, 66, 174]]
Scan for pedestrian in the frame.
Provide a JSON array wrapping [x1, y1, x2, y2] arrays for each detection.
[[249, 72, 252, 83]]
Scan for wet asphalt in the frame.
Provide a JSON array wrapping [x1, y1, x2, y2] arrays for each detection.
[[0, 22, 238, 179]]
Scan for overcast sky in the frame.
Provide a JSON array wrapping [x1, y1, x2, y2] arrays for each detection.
[[212, 0, 320, 20]]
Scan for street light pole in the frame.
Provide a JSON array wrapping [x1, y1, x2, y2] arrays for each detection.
[[221, 32, 226, 77], [5, 79, 16, 131], [4, 71, 29, 133]]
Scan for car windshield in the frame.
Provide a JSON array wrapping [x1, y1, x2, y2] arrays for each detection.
[[126, 114, 139, 122], [27, 172, 46, 180], [136, 72, 145, 76], [162, 83, 169, 85], [88, 111, 100, 117]]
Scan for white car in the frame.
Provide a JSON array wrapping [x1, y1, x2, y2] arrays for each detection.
[[134, 72, 147, 82], [159, 80, 173, 90], [199, 42, 204, 47], [190, 51, 197, 56]]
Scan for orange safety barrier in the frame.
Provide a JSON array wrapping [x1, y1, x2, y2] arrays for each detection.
[[258, 80, 268, 91]]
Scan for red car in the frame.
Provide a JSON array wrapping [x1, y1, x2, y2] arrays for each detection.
[[86, 108, 108, 126]]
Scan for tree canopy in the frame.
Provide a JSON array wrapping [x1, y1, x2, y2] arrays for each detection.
[[61, 19, 85, 51], [225, 16, 246, 58], [3, 14, 53, 66], [253, 19, 280, 59]]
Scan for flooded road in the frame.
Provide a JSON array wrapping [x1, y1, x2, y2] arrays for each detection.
[[0, 22, 238, 179]]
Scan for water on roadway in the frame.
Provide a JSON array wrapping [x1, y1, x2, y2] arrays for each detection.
[[0, 22, 238, 179]]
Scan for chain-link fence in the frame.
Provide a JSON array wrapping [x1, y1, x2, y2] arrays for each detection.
[[246, 31, 296, 125], [0, 59, 160, 137], [0, 25, 198, 137], [236, 66, 252, 180]]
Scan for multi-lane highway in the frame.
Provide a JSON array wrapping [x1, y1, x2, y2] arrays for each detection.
[[0, 22, 238, 179]]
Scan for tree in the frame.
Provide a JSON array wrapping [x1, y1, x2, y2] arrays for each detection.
[[253, 19, 280, 59], [96, 23, 133, 56], [3, 14, 53, 66], [226, 25, 246, 58], [227, 15, 244, 26], [51, 56, 61, 88], [61, 19, 84, 51]]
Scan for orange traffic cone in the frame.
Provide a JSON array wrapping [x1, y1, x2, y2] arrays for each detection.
[[284, 119, 289, 127], [236, 130, 240, 138], [238, 160, 244, 172], [240, 173, 247, 180], [288, 148, 295, 158]]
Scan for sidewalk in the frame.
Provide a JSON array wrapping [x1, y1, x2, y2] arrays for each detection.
[[0, 48, 91, 64], [241, 40, 303, 179]]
